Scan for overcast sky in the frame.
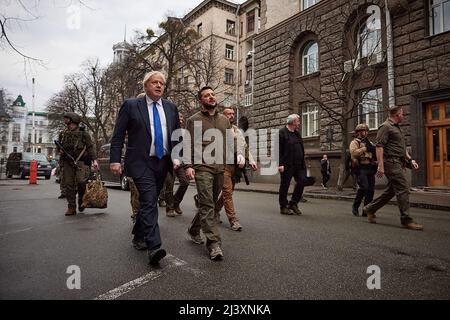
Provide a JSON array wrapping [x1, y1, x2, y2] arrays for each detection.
[[0, 0, 236, 111]]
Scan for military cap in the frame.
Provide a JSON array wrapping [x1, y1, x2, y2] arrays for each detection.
[[355, 123, 369, 132], [63, 112, 81, 124]]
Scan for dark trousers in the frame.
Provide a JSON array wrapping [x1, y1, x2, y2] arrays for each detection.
[[321, 172, 330, 187], [164, 166, 189, 209], [132, 157, 170, 250], [279, 165, 305, 208], [353, 165, 375, 210]]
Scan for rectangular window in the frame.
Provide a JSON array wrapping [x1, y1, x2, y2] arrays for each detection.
[[226, 20, 236, 36], [245, 93, 253, 107], [303, 0, 320, 10], [197, 23, 203, 36], [358, 88, 384, 130], [223, 93, 233, 107], [360, 29, 382, 60], [12, 124, 20, 142], [247, 10, 255, 33], [301, 104, 319, 137], [225, 44, 235, 60], [430, 0, 450, 35], [246, 67, 253, 82], [225, 68, 235, 84]]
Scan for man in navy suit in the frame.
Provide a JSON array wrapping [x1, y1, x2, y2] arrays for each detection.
[[110, 71, 181, 266]]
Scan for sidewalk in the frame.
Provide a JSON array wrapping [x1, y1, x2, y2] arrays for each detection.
[[234, 182, 450, 211], [3, 176, 449, 211]]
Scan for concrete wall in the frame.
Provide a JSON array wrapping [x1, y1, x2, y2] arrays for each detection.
[[261, 0, 300, 31]]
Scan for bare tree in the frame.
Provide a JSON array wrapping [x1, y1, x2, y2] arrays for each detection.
[[139, 17, 200, 99], [0, 89, 13, 159], [1, 0, 92, 68], [46, 59, 115, 152], [172, 34, 224, 117], [292, 3, 385, 190]]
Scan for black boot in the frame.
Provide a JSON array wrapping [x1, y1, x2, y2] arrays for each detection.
[[352, 189, 365, 216], [78, 195, 85, 213]]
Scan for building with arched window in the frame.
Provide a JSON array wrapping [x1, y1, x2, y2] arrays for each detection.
[[250, 0, 450, 187]]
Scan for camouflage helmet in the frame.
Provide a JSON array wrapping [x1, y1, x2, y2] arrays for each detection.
[[355, 123, 369, 132], [63, 112, 81, 124]]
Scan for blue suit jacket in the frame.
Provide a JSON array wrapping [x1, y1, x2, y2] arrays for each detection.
[[110, 96, 180, 178]]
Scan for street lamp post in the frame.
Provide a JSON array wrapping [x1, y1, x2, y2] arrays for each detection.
[[32, 77, 36, 158]]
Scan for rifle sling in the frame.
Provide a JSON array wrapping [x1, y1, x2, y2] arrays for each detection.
[[74, 146, 87, 164]]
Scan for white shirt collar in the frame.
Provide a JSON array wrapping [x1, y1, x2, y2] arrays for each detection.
[[146, 95, 163, 107]]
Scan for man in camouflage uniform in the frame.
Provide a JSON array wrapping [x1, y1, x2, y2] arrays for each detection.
[[57, 112, 98, 216], [58, 166, 66, 198], [57, 116, 71, 199], [363, 106, 423, 230]]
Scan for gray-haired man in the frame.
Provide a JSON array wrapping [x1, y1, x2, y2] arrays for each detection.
[[277, 114, 306, 215]]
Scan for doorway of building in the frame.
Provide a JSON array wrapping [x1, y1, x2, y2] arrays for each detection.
[[426, 100, 450, 187]]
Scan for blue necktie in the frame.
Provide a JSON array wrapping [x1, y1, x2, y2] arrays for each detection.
[[152, 102, 164, 159]]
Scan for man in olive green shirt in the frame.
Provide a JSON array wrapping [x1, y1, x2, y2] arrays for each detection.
[[185, 86, 245, 260], [363, 106, 423, 230]]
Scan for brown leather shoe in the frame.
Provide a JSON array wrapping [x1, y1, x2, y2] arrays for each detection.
[[402, 221, 423, 231], [65, 206, 76, 216], [363, 207, 376, 223]]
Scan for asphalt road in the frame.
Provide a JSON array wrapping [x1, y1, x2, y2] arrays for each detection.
[[0, 178, 449, 300]]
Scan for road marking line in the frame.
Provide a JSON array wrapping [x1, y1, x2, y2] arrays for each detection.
[[0, 227, 33, 236], [94, 254, 189, 300]]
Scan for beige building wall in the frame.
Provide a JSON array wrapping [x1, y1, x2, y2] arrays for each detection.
[[261, 0, 300, 31], [186, 5, 239, 107]]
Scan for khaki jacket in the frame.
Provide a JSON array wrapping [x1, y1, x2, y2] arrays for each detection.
[[349, 138, 374, 165]]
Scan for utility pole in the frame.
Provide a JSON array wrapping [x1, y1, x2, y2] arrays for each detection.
[[32, 77, 36, 158]]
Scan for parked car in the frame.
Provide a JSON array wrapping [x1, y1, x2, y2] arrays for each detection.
[[97, 143, 129, 190], [6, 152, 52, 179]]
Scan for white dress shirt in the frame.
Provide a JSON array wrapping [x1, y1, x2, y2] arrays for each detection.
[[146, 96, 169, 157]]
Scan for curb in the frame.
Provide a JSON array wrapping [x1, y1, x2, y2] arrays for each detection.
[[234, 187, 450, 212]]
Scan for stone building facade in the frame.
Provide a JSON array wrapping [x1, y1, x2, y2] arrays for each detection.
[[143, 0, 300, 122], [250, 0, 450, 187]]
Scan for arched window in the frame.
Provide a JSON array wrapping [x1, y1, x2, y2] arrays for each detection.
[[358, 6, 382, 65], [302, 41, 318, 75], [359, 24, 381, 59]]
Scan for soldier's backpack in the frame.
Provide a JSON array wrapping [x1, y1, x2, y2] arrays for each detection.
[[82, 172, 108, 209]]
